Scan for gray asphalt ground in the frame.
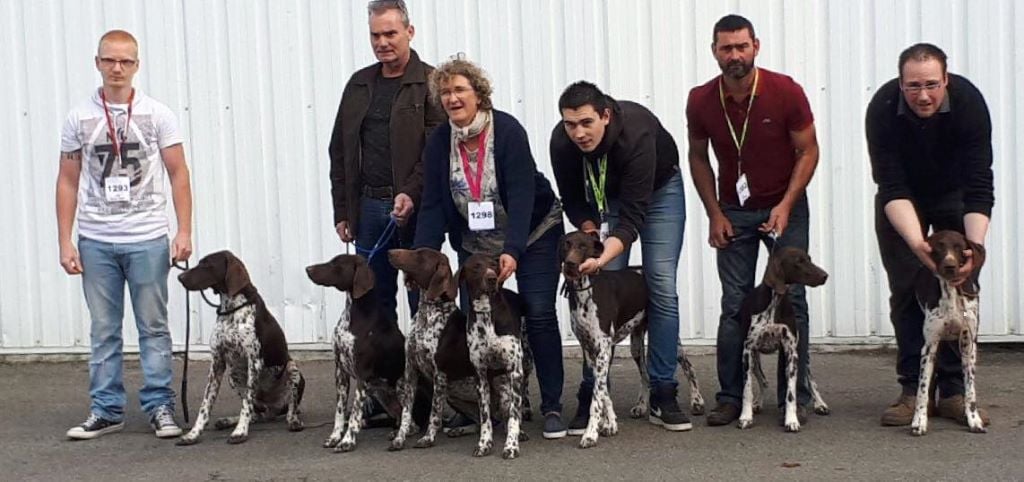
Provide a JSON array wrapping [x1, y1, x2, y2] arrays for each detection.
[[2, 347, 1022, 481]]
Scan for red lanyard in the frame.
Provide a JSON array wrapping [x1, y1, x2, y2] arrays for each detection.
[[458, 128, 488, 201], [100, 88, 135, 161]]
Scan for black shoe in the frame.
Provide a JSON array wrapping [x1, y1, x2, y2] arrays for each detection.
[[442, 412, 478, 435], [706, 403, 741, 426], [777, 404, 809, 427], [649, 384, 692, 431], [567, 396, 591, 436], [542, 412, 567, 439], [66, 413, 124, 440]]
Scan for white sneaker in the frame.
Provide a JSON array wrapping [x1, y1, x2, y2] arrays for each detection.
[[150, 406, 183, 438], [66, 413, 124, 440]]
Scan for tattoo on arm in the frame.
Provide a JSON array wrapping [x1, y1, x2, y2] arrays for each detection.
[[61, 151, 82, 162]]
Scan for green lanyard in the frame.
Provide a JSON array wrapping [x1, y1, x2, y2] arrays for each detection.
[[718, 67, 759, 173], [585, 155, 608, 218]]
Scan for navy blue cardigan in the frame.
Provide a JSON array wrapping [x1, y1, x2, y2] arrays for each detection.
[[414, 110, 558, 261]]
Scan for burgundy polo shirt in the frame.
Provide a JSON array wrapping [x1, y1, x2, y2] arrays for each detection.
[[686, 67, 814, 209]]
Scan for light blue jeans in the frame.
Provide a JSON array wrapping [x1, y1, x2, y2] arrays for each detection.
[[79, 235, 175, 421], [580, 171, 686, 397]]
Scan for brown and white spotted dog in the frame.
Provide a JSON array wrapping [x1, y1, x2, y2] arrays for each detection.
[[176, 251, 304, 445], [911, 230, 987, 436], [458, 254, 529, 459], [305, 254, 406, 452], [387, 248, 477, 452], [559, 231, 706, 448], [737, 246, 828, 432]]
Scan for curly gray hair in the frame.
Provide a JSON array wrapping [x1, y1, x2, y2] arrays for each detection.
[[428, 58, 494, 111]]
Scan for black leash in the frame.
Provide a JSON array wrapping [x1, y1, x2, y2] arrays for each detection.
[[170, 260, 192, 424]]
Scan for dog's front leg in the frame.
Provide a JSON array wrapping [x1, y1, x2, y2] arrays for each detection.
[[228, 358, 261, 444], [325, 351, 351, 448], [388, 363, 418, 451], [737, 345, 756, 429], [473, 369, 494, 457], [415, 371, 448, 449], [178, 356, 225, 445], [286, 361, 304, 432], [630, 332, 649, 418], [337, 381, 367, 452], [781, 333, 801, 433], [807, 365, 830, 415], [960, 328, 986, 433], [911, 337, 938, 436], [502, 355, 524, 460], [677, 341, 706, 416], [580, 344, 611, 448], [751, 352, 768, 414]]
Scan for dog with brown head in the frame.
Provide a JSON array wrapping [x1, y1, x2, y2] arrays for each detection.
[[305, 254, 376, 300], [762, 246, 829, 296], [178, 250, 252, 297], [559, 231, 604, 280], [388, 248, 458, 301]]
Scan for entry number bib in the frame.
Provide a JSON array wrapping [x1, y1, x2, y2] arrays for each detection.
[[736, 173, 751, 207], [105, 176, 130, 202], [599, 221, 611, 242], [468, 201, 495, 231]]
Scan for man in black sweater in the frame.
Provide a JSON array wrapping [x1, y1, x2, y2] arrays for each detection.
[[866, 43, 994, 427], [550, 81, 692, 434]]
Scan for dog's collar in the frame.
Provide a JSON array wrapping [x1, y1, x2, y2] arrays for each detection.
[[217, 295, 256, 316], [560, 278, 593, 298]]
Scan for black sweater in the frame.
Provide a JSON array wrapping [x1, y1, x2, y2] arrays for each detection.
[[549, 99, 680, 245], [866, 74, 994, 217]]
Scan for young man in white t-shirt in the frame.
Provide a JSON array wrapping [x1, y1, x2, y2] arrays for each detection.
[[56, 30, 193, 440]]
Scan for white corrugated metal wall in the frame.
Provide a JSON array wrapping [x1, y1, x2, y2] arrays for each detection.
[[1, 0, 1021, 354]]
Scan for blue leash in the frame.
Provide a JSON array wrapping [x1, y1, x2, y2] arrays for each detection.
[[355, 217, 398, 262]]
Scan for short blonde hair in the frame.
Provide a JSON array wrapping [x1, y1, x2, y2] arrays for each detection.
[[429, 58, 493, 111], [97, 30, 139, 57]]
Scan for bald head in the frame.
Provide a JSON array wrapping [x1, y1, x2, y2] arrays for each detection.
[[97, 30, 139, 57]]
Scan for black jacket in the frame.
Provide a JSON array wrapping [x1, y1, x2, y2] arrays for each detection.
[[549, 99, 679, 245]]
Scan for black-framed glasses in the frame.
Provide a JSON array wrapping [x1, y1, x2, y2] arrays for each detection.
[[98, 57, 138, 69], [901, 81, 942, 94]]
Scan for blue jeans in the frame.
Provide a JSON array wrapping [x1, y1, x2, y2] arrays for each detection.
[[714, 195, 812, 408], [580, 171, 686, 399], [357, 196, 417, 319], [79, 235, 175, 421], [458, 224, 566, 415]]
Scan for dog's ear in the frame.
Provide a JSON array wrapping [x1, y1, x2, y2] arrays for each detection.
[[966, 240, 986, 275], [426, 260, 457, 301], [588, 231, 605, 257], [224, 256, 251, 296], [352, 260, 375, 299], [763, 254, 788, 295]]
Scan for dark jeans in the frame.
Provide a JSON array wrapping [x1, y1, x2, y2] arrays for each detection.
[[458, 224, 565, 415], [715, 195, 813, 409], [357, 196, 417, 319], [875, 194, 966, 397]]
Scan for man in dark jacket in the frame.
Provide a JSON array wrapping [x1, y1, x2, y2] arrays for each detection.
[[328, 0, 445, 318], [866, 43, 994, 427], [550, 81, 692, 434]]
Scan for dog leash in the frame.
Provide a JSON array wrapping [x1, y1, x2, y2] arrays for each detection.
[[354, 217, 398, 263], [170, 260, 193, 425]]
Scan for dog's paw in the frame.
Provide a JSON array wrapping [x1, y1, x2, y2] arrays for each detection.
[[226, 433, 248, 444], [388, 439, 405, 452], [752, 404, 763, 414], [968, 424, 988, 434], [413, 436, 435, 449], [813, 404, 831, 416], [323, 435, 341, 448], [911, 426, 927, 436], [335, 440, 357, 453], [502, 446, 520, 460], [521, 408, 533, 422], [578, 435, 598, 449], [517, 431, 529, 442], [784, 421, 801, 433], [598, 424, 618, 437], [213, 418, 235, 431], [472, 443, 493, 457], [629, 404, 647, 418], [176, 436, 199, 446], [737, 418, 754, 430], [288, 419, 304, 432], [691, 401, 706, 416]]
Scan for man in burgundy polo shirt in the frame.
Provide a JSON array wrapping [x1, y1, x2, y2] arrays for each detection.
[[686, 14, 820, 427]]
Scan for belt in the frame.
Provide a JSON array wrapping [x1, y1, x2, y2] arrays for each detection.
[[361, 185, 394, 200]]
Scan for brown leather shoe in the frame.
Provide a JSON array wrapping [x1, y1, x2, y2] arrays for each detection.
[[936, 395, 991, 426], [706, 403, 741, 426], [880, 394, 916, 426]]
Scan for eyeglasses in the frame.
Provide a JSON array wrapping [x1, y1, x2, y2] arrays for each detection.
[[98, 57, 138, 69], [901, 81, 942, 94], [440, 86, 474, 98]]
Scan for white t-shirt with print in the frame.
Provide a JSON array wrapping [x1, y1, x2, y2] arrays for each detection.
[[60, 88, 184, 243]]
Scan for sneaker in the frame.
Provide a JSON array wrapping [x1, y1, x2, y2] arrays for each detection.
[[442, 412, 478, 435], [880, 394, 916, 426], [567, 397, 591, 436], [150, 406, 183, 438], [542, 412, 567, 439], [66, 413, 124, 440], [777, 404, 809, 426], [936, 395, 991, 427], [706, 402, 741, 426], [648, 385, 692, 431]]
